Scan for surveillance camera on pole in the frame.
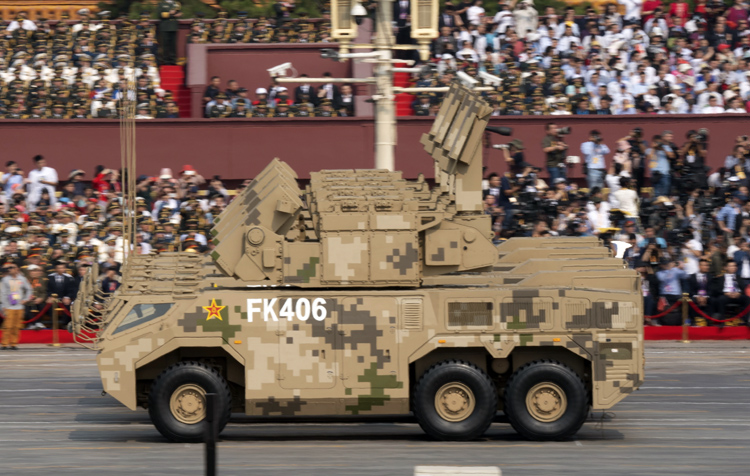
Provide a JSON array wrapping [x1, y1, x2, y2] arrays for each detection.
[[320, 49, 339, 61], [478, 71, 502, 87], [330, 0, 358, 56], [351, 1, 367, 25], [456, 71, 478, 88], [267, 62, 292, 78]]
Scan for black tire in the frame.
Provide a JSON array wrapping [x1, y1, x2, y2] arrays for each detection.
[[148, 361, 232, 443], [413, 360, 497, 441], [504, 360, 588, 441]]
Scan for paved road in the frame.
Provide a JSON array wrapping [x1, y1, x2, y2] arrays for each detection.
[[1, 342, 749, 475]]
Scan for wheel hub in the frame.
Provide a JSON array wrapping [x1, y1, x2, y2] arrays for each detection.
[[525, 382, 567, 422], [435, 382, 476, 422], [169, 384, 207, 424]]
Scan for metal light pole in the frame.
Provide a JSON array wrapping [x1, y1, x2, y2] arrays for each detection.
[[372, 0, 396, 171], [271, 0, 442, 171]]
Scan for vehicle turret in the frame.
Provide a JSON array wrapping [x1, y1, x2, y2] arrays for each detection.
[[209, 83, 504, 287]]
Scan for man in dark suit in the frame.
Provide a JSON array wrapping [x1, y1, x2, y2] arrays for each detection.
[[71, 262, 90, 299], [711, 259, 750, 325], [393, 0, 410, 28], [101, 266, 121, 298], [294, 74, 318, 106], [636, 261, 660, 323], [439, 4, 459, 29], [318, 72, 340, 105], [47, 262, 76, 325], [688, 259, 713, 325]]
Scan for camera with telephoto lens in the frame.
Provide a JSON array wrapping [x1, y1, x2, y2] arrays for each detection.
[[667, 229, 692, 246], [557, 126, 572, 135]]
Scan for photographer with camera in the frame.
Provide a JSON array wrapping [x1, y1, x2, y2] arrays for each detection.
[[655, 258, 688, 326], [542, 123, 570, 183], [724, 144, 748, 180], [646, 134, 675, 197], [620, 128, 647, 191], [483, 172, 517, 229], [498, 139, 527, 176], [1, 161, 24, 197], [681, 129, 708, 170], [717, 192, 745, 241], [580, 130, 610, 190]]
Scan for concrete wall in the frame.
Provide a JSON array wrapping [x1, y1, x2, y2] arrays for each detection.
[[0, 114, 741, 181]]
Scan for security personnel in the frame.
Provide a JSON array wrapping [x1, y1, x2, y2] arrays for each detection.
[[296, 102, 314, 117], [252, 103, 270, 117], [273, 102, 293, 117], [413, 92, 432, 116], [228, 101, 249, 117], [316, 98, 337, 117], [208, 93, 231, 118], [158, 0, 181, 65]]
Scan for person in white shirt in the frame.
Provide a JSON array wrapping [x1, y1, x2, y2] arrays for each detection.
[[682, 233, 703, 275], [135, 103, 154, 119], [612, 176, 639, 217], [26, 155, 58, 211], [725, 96, 746, 113], [617, 0, 642, 25], [702, 96, 725, 113], [466, 0, 485, 26], [456, 41, 480, 62], [587, 199, 611, 234], [493, 5, 514, 34], [644, 9, 668, 35], [7, 12, 37, 32], [513, 0, 538, 38]]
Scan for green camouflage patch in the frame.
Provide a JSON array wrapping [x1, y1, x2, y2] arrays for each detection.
[[196, 299, 242, 340], [296, 257, 320, 283], [345, 363, 403, 415]]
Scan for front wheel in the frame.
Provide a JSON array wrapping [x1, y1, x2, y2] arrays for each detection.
[[504, 360, 589, 441], [413, 360, 497, 440], [148, 361, 232, 443]]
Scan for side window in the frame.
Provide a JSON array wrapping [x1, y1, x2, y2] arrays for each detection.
[[113, 303, 173, 335]]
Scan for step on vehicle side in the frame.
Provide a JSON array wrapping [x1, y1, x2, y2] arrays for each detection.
[[71, 84, 643, 443]]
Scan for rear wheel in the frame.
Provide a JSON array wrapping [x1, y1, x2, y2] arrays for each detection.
[[148, 361, 232, 443], [504, 360, 588, 441], [413, 360, 497, 440]]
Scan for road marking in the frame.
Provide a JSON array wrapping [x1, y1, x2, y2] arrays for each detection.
[[610, 410, 709, 413], [639, 386, 750, 389], [0, 387, 96, 395], [574, 440, 582, 446], [618, 402, 746, 405], [631, 394, 703, 397], [646, 351, 750, 354]]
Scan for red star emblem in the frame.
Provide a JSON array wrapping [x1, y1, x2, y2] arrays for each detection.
[[202, 298, 226, 321]]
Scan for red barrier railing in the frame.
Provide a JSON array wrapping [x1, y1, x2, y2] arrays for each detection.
[[644, 300, 682, 320], [687, 300, 750, 324]]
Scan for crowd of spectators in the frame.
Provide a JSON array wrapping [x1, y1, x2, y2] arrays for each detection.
[[412, 0, 750, 116], [0, 154, 235, 334], [482, 122, 750, 326], [201, 75, 356, 117], [186, 11, 332, 45], [0, 9, 179, 119]]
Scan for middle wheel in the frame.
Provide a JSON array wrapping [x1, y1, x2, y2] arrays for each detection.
[[413, 360, 497, 440]]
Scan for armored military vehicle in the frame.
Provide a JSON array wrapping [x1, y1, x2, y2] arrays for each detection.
[[72, 84, 643, 443]]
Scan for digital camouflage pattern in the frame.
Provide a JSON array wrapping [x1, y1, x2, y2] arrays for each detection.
[[72, 83, 643, 424]]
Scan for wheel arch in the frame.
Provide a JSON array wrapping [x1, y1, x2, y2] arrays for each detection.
[[135, 342, 245, 410], [509, 347, 592, 401], [409, 345, 592, 404], [410, 348, 491, 393]]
